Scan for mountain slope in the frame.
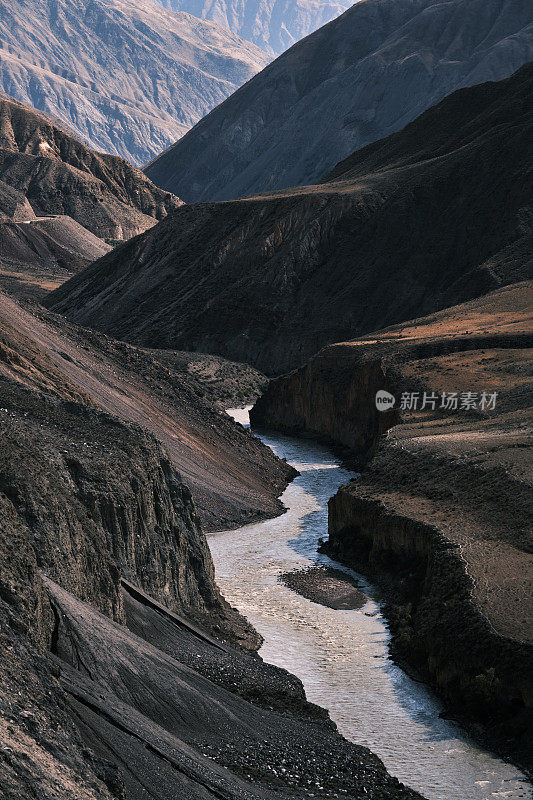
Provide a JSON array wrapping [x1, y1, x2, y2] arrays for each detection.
[[0, 96, 180, 238], [145, 0, 533, 202], [0, 0, 268, 166], [0, 216, 111, 300], [0, 291, 294, 528], [151, 0, 353, 55], [49, 64, 533, 375]]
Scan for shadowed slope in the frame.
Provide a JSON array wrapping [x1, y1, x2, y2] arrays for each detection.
[[145, 0, 533, 201], [50, 64, 533, 375]]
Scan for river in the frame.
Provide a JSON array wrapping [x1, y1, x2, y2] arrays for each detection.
[[207, 407, 531, 800]]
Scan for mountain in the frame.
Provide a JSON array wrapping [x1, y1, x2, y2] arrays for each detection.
[[49, 64, 533, 375], [151, 0, 353, 55], [0, 216, 111, 300], [145, 0, 533, 202], [0, 0, 268, 166], [0, 96, 180, 238]]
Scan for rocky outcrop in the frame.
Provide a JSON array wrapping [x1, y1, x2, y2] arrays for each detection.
[[0, 378, 222, 625], [0, 96, 181, 239], [0, 0, 268, 166], [252, 350, 398, 460], [51, 65, 533, 375], [150, 348, 269, 408], [251, 281, 533, 765], [152, 0, 352, 56], [145, 0, 533, 202], [251, 280, 533, 442]]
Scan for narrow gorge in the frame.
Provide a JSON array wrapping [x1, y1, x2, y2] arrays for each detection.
[[251, 282, 533, 771]]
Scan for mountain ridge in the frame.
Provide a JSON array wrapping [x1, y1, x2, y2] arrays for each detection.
[[0, 0, 268, 165], [145, 0, 533, 202], [151, 0, 353, 55], [49, 63, 533, 375]]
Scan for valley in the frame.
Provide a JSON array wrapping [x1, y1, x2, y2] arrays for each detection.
[[211, 408, 532, 799], [0, 4, 531, 799]]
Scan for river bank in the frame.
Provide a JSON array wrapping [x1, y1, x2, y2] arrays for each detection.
[[209, 409, 531, 799], [250, 283, 533, 769]]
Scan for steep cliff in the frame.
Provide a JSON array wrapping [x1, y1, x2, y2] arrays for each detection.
[[50, 64, 533, 375], [145, 0, 533, 202], [0, 373, 233, 797], [1, 379, 219, 624], [0, 0, 268, 165], [251, 281, 533, 765]]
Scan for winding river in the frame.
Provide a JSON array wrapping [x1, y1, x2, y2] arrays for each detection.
[[207, 407, 531, 800]]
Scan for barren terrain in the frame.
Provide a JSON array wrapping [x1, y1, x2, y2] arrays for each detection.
[[51, 64, 533, 374], [252, 281, 533, 765], [0, 291, 294, 529]]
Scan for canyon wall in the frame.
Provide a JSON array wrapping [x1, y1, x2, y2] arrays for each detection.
[[251, 282, 533, 765], [0, 306, 419, 800]]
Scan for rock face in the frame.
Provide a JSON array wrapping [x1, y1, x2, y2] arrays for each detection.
[[145, 0, 533, 202], [0, 291, 294, 530], [0, 379, 217, 625], [0, 96, 181, 239], [251, 281, 533, 766], [152, 0, 352, 55], [50, 64, 533, 375], [0, 357, 231, 798], [0, 0, 268, 166]]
